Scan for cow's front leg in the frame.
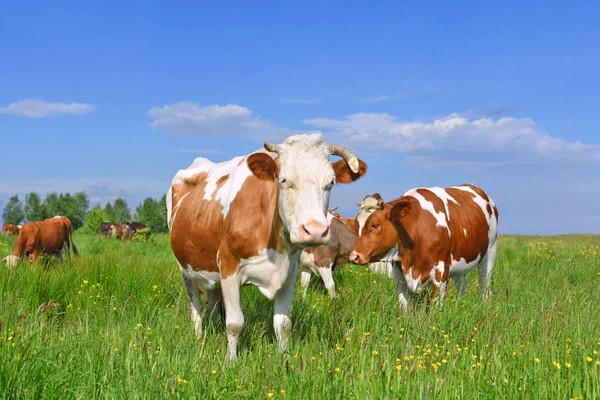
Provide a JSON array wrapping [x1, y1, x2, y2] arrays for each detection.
[[274, 258, 298, 354], [219, 250, 244, 362], [300, 266, 312, 297], [392, 263, 411, 311]]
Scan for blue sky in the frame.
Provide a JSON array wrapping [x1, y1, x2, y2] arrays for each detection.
[[1, 1, 599, 234]]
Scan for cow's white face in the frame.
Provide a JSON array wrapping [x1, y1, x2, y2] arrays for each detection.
[[276, 135, 335, 245], [2, 255, 19, 267]]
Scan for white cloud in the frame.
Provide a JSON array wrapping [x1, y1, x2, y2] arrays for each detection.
[[304, 112, 600, 169], [280, 98, 324, 104], [0, 99, 97, 118], [362, 92, 446, 103], [148, 102, 299, 140]]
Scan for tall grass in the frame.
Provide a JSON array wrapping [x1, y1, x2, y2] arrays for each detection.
[[1, 234, 599, 399]]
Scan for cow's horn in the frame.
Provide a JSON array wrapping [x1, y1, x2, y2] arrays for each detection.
[[328, 206, 339, 213], [264, 142, 282, 154], [328, 144, 359, 173], [355, 202, 362, 207]]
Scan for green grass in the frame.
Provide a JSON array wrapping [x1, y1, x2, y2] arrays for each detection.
[[1, 234, 599, 399]]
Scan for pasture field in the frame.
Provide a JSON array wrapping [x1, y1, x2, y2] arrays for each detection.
[[1, 233, 600, 399]]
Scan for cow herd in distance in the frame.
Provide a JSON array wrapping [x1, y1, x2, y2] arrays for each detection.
[[1, 133, 498, 363]]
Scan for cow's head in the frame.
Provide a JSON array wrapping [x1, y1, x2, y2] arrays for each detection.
[[1, 255, 19, 268], [250, 133, 367, 246], [349, 201, 414, 264], [356, 193, 385, 235]]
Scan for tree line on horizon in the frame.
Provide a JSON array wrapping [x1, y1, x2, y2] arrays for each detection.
[[2, 192, 168, 234]]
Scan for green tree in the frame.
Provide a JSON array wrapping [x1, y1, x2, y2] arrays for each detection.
[[104, 202, 116, 222], [112, 197, 131, 223], [80, 206, 109, 234], [24, 192, 46, 222], [134, 194, 168, 233], [2, 195, 25, 225], [42, 192, 60, 219]]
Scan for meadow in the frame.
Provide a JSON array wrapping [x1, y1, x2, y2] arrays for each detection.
[[1, 233, 599, 399]]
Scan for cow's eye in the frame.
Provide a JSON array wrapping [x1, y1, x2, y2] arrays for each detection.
[[371, 224, 380, 229], [279, 178, 291, 188], [325, 180, 334, 190]]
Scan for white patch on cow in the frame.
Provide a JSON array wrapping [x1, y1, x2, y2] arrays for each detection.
[[450, 253, 482, 275], [53, 216, 61, 219], [403, 188, 452, 237], [463, 228, 467, 236], [356, 196, 382, 235], [17, 225, 22, 228], [2, 255, 19, 267], [404, 266, 425, 293], [180, 264, 222, 290], [300, 266, 312, 296], [220, 274, 244, 362], [326, 212, 335, 224], [238, 248, 292, 300], [316, 263, 336, 298], [201, 156, 253, 218], [431, 261, 445, 286]]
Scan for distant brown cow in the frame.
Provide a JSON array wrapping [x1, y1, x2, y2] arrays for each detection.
[[99, 221, 113, 236], [110, 224, 133, 241], [2, 216, 79, 267], [126, 221, 147, 234], [2, 223, 21, 236]]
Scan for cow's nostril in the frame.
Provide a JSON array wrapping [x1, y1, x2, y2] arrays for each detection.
[[302, 225, 311, 235], [321, 227, 330, 238]]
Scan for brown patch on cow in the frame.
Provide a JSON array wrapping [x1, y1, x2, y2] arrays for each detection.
[[247, 153, 279, 180], [461, 184, 490, 203], [332, 158, 367, 184], [434, 268, 442, 283], [221, 173, 281, 278], [493, 205, 499, 220], [170, 172, 222, 273], [183, 171, 210, 186], [486, 204, 493, 217]]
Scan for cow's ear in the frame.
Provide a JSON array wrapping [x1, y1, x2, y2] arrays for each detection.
[[389, 201, 414, 250], [333, 158, 367, 184], [390, 201, 412, 220], [247, 153, 279, 180]]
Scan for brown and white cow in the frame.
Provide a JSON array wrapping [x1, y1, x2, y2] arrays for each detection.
[[110, 223, 133, 241], [99, 221, 113, 236], [2, 216, 79, 267], [168, 133, 366, 361], [2, 223, 21, 236], [349, 184, 498, 310], [299, 214, 358, 298], [126, 221, 147, 235]]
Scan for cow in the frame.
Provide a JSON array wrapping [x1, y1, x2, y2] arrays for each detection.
[[2, 216, 79, 267], [299, 214, 358, 298], [168, 133, 367, 361], [2, 224, 21, 236], [110, 223, 133, 241], [126, 221, 147, 235], [99, 221, 113, 236], [349, 184, 498, 310]]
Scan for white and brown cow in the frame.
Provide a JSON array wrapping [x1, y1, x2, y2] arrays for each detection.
[[2, 223, 21, 236], [349, 184, 498, 310], [168, 133, 367, 361]]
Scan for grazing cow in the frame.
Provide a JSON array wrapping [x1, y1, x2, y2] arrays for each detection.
[[99, 221, 113, 236], [2, 216, 79, 267], [126, 221, 147, 234], [299, 215, 358, 298], [168, 133, 367, 361], [349, 184, 498, 310], [2, 224, 21, 236], [110, 223, 133, 241]]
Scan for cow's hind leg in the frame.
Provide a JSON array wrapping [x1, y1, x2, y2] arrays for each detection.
[[478, 241, 497, 299], [452, 274, 468, 297], [182, 275, 204, 338], [203, 287, 224, 325], [300, 266, 312, 297], [316, 264, 336, 298]]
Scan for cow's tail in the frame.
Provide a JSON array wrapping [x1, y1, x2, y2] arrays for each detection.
[[69, 225, 80, 258]]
